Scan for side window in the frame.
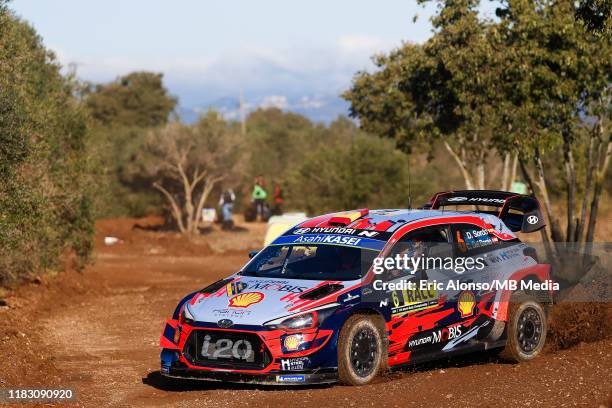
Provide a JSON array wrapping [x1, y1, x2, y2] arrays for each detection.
[[384, 225, 451, 279], [451, 223, 499, 256], [258, 246, 289, 272]]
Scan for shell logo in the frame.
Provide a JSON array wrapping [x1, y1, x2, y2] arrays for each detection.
[[284, 335, 301, 351], [458, 291, 476, 317], [228, 292, 264, 308]]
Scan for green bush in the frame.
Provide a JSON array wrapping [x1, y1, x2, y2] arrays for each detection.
[[287, 130, 426, 214], [0, 3, 93, 286]]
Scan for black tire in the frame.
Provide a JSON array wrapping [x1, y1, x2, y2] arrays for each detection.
[[499, 292, 547, 362], [337, 314, 386, 386]]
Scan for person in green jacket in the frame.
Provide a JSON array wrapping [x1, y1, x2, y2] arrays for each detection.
[[252, 176, 268, 221]]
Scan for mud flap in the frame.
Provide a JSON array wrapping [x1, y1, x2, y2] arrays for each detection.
[[484, 320, 505, 343]]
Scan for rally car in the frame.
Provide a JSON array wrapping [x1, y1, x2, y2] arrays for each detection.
[[160, 190, 554, 385]]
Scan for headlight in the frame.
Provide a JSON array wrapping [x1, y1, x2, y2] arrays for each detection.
[[279, 312, 316, 330], [264, 303, 339, 331]]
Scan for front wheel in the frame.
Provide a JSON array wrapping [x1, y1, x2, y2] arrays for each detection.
[[499, 292, 547, 362], [337, 315, 386, 386]]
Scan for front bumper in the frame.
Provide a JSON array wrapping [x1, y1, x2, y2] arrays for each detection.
[[161, 365, 337, 385], [160, 319, 339, 385]]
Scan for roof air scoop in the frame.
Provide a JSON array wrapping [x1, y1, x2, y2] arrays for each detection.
[[328, 209, 369, 226]]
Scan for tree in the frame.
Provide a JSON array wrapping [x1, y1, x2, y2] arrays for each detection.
[[142, 112, 240, 234], [245, 108, 315, 181], [346, 0, 610, 232], [494, 0, 611, 260], [85, 71, 178, 217], [85, 71, 177, 127], [345, 0, 611, 280], [345, 1, 510, 190]]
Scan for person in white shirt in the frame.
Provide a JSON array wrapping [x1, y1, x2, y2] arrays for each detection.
[[218, 188, 236, 230]]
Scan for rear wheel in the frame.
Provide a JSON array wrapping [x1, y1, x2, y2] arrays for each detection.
[[499, 292, 547, 362], [338, 315, 385, 385]]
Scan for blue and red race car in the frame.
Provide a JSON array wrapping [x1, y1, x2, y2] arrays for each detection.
[[160, 190, 554, 385]]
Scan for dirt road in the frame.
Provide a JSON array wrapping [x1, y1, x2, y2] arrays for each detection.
[[0, 219, 610, 407]]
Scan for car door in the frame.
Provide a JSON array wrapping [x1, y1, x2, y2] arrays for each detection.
[[440, 222, 503, 351], [380, 225, 463, 363]]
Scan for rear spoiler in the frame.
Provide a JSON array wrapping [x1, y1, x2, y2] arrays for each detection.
[[422, 190, 546, 233]]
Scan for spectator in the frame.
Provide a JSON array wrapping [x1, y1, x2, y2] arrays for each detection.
[[272, 183, 284, 215], [252, 177, 268, 221], [219, 188, 236, 230]]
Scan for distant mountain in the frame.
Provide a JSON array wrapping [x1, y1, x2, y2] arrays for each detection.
[[177, 94, 351, 124]]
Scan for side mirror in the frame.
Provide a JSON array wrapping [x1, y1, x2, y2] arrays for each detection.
[[248, 250, 260, 259]]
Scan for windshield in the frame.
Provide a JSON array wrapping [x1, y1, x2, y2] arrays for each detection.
[[242, 244, 379, 281]]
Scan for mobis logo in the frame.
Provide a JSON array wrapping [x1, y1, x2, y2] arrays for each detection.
[[407, 325, 462, 348]]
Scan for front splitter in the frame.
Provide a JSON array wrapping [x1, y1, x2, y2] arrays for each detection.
[[162, 367, 337, 386]]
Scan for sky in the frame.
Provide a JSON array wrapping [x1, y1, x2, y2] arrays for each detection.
[[9, 0, 496, 122]]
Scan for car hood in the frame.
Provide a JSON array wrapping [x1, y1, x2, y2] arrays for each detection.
[[186, 276, 349, 326]]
